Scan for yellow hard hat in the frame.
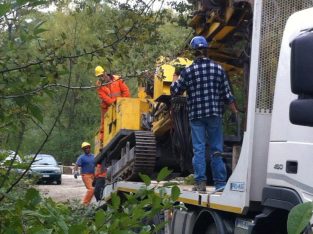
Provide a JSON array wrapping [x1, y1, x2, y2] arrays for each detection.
[[81, 142, 91, 149], [95, 66, 105, 77]]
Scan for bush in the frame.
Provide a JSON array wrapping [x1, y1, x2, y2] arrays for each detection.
[[0, 167, 181, 234]]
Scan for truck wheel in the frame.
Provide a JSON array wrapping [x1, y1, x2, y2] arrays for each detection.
[[57, 180, 61, 185], [193, 210, 228, 234], [205, 223, 217, 234]]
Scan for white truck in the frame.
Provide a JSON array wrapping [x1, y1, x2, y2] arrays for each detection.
[[100, 1, 313, 233]]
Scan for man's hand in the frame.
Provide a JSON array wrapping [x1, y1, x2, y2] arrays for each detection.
[[96, 80, 102, 87], [229, 102, 238, 113], [172, 74, 179, 82], [229, 112, 238, 123]]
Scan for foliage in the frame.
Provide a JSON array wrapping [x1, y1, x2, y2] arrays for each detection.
[[0, 1, 189, 232], [95, 168, 182, 233], [0, 169, 181, 234], [0, 0, 192, 165], [287, 202, 313, 234], [183, 174, 195, 185]]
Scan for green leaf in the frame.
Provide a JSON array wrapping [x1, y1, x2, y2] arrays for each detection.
[[22, 210, 49, 219], [61, 32, 67, 40], [0, 4, 11, 17], [34, 28, 48, 35], [111, 193, 121, 210], [132, 207, 145, 220], [28, 104, 43, 123], [95, 210, 105, 228], [157, 167, 172, 182], [171, 186, 180, 201], [287, 202, 313, 234], [139, 225, 151, 234], [34, 20, 46, 29], [25, 188, 41, 206], [17, 0, 31, 5], [33, 229, 53, 234], [151, 194, 162, 209], [153, 221, 166, 233], [57, 219, 69, 233], [69, 224, 88, 234], [139, 173, 151, 186]]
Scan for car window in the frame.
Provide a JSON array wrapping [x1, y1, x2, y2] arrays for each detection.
[[32, 155, 57, 166]]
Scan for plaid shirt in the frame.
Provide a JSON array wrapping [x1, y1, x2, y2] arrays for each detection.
[[170, 57, 234, 120]]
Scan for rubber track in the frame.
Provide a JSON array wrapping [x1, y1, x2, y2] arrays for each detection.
[[112, 131, 156, 181]]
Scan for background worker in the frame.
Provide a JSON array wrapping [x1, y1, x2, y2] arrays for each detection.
[[170, 36, 238, 192], [94, 66, 130, 144], [74, 142, 95, 205], [94, 162, 106, 201]]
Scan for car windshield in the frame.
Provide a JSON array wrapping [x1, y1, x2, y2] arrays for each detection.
[[32, 155, 57, 166]]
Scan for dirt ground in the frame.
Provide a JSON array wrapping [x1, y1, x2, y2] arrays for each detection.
[[36, 174, 97, 203]]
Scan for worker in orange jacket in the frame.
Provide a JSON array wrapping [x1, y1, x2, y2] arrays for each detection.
[[95, 66, 130, 143]]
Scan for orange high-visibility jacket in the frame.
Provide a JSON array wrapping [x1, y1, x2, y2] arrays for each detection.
[[97, 75, 130, 109]]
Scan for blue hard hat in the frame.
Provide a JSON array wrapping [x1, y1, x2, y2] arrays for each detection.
[[190, 36, 208, 49]]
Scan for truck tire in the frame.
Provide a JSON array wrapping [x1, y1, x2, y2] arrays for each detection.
[[205, 223, 218, 234], [193, 210, 229, 234]]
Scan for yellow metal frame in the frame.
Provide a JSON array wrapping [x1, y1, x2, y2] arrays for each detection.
[[115, 186, 243, 214], [101, 97, 151, 148], [153, 57, 193, 101], [95, 57, 193, 154]]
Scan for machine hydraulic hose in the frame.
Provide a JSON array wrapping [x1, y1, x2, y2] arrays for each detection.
[[170, 96, 193, 174]]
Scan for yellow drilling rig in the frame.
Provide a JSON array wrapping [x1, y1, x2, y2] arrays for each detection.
[[94, 0, 253, 184]]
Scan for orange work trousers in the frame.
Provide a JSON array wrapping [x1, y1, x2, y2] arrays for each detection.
[[81, 173, 95, 205]]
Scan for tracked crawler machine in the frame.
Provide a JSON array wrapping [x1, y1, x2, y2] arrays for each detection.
[[94, 0, 253, 183], [94, 58, 195, 182]]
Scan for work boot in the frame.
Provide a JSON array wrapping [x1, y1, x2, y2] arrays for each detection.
[[198, 181, 206, 192], [192, 182, 200, 192], [215, 181, 226, 192], [192, 181, 206, 193]]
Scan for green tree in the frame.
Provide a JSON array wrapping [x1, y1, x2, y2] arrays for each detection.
[[0, 1, 191, 232], [1, 0, 192, 164]]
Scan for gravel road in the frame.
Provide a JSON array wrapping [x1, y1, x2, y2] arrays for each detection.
[[36, 174, 97, 203]]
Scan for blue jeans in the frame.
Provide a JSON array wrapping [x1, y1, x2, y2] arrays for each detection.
[[190, 116, 227, 189]]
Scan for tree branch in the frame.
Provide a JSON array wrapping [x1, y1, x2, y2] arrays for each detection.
[[0, 58, 74, 201], [0, 73, 141, 99], [0, 123, 25, 189], [0, 0, 157, 75], [30, 117, 48, 137]]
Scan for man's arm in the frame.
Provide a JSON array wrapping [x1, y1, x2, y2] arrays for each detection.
[[97, 87, 116, 105], [170, 70, 187, 96], [73, 156, 82, 178], [119, 80, 130, 97], [220, 71, 238, 112]]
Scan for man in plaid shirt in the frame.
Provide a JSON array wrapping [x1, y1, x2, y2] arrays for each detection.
[[171, 36, 238, 192]]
